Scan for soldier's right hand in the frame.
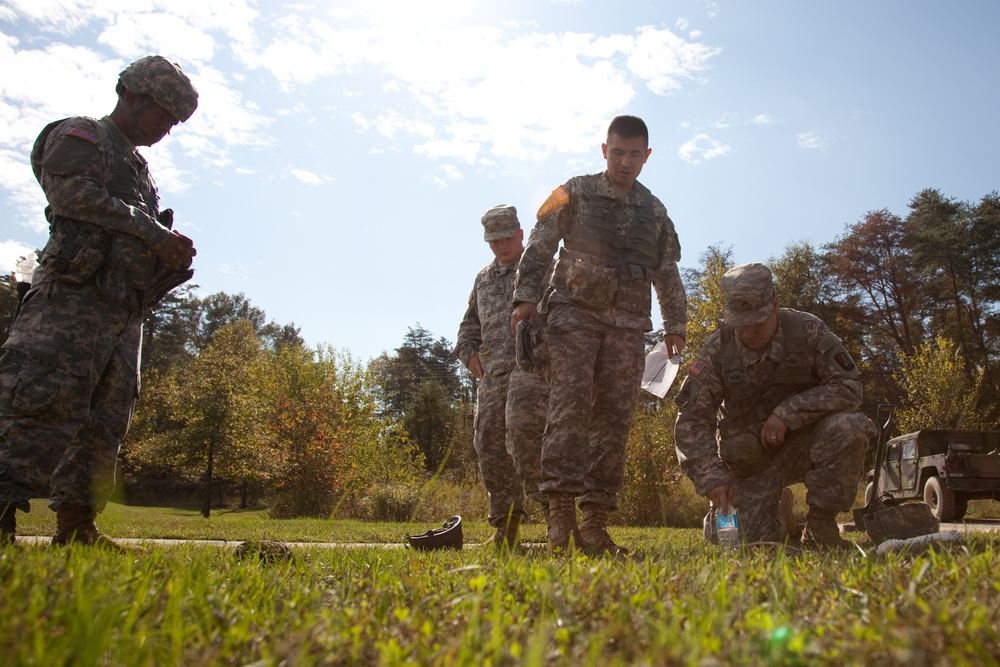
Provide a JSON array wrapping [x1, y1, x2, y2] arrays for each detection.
[[467, 353, 484, 379], [157, 230, 197, 269], [707, 484, 734, 515], [510, 302, 537, 333]]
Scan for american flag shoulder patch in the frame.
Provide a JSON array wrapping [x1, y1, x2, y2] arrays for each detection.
[[67, 127, 100, 144], [689, 360, 706, 376]]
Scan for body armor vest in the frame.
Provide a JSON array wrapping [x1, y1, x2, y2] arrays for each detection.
[[550, 180, 659, 314], [717, 310, 819, 434]]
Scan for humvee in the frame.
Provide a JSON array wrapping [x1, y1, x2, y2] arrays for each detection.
[[864, 429, 1000, 521]]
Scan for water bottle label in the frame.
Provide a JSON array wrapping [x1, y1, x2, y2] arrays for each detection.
[[715, 512, 738, 531]]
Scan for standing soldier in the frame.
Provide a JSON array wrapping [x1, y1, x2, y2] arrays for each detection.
[[455, 205, 547, 549], [674, 263, 877, 548], [0, 55, 198, 549], [510, 115, 687, 555]]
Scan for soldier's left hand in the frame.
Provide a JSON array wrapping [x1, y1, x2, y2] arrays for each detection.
[[760, 414, 789, 452], [663, 334, 685, 358], [157, 230, 197, 269]]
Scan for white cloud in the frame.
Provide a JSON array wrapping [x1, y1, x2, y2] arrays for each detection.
[[239, 17, 719, 163], [678, 132, 730, 163], [797, 131, 828, 150], [0, 239, 38, 273], [752, 114, 776, 125], [287, 167, 332, 185]]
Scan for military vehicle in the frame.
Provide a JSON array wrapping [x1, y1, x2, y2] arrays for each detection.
[[864, 429, 1000, 521]]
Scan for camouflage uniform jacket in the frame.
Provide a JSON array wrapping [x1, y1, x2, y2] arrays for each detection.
[[513, 172, 686, 335], [28, 115, 171, 307], [454, 258, 518, 376], [674, 308, 863, 496]]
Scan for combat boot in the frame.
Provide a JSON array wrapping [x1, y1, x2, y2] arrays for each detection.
[[546, 494, 581, 553], [0, 504, 15, 547], [492, 512, 522, 551], [580, 503, 628, 556], [801, 506, 852, 549], [52, 505, 141, 552], [778, 488, 800, 543]]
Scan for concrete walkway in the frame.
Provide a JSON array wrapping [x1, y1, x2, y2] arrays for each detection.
[[10, 519, 998, 549]]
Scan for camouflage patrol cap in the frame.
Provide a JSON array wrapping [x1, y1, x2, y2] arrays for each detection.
[[119, 55, 199, 122], [481, 204, 520, 242], [722, 262, 776, 326]]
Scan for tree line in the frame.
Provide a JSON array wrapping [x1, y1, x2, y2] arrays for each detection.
[[1, 187, 997, 522]]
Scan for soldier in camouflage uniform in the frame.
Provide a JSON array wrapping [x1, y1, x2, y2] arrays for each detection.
[[454, 205, 548, 549], [511, 116, 687, 555], [0, 55, 199, 549], [674, 263, 877, 549]]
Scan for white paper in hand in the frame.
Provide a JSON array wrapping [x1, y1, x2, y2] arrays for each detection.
[[641, 341, 681, 398]]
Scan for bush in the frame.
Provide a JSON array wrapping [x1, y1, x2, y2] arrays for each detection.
[[354, 483, 423, 522], [617, 402, 706, 527]]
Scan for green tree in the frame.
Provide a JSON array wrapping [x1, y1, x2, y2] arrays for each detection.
[[681, 244, 732, 357], [894, 336, 990, 432], [372, 325, 469, 473], [265, 346, 423, 517], [193, 291, 305, 352], [172, 320, 279, 517], [0, 273, 18, 346], [908, 189, 1000, 419]]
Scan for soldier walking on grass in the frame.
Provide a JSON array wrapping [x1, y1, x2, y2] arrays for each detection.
[[0, 55, 199, 549], [454, 205, 548, 549], [510, 115, 687, 555]]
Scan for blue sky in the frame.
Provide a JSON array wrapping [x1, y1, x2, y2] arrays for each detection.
[[1, 0, 998, 361]]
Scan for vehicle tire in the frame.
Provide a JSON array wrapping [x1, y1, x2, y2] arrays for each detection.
[[952, 496, 969, 521], [864, 482, 874, 505], [923, 476, 957, 521]]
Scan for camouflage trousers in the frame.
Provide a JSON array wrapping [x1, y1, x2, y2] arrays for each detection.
[[474, 369, 528, 525], [505, 368, 548, 507], [0, 279, 142, 514], [540, 303, 645, 509], [720, 411, 876, 543]]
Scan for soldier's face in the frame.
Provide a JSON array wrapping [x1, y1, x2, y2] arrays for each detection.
[[137, 101, 180, 146], [488, 230, 524, 265], [602, 133, 651, 192], [734, 299, 780, 351]]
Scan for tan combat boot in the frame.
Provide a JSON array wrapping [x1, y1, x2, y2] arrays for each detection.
[[546, 494, 581, 553], [492, 512, 522, 551], [778, 488, 800, 542], [0, 504, 15, 547], [52, 505, 141, 552], [580, 503, 628, 556], [801, 506, 852, 549]]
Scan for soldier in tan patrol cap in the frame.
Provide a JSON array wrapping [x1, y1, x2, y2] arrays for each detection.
[[0, 55, 199, 550], [674, 262, 877, 548], [454, 205, 549, 549]]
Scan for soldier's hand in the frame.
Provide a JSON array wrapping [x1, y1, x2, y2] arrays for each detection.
[[760, 414, 789, 452], [707, 484, 734, 515], [510, 302, 537, 333], [156, 230, 196, 269], [664, 334, 685, 358], [467, 353, 484, 379]]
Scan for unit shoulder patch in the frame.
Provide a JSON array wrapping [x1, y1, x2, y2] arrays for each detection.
[[689, 360, 706, 376], [536, 185, 570, 219], [66, 126, 100, 144]]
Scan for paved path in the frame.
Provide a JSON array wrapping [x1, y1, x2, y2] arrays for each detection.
[[11, 519, 998, 549]]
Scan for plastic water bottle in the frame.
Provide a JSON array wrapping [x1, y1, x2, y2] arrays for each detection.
[[715, 506, 741, 549]]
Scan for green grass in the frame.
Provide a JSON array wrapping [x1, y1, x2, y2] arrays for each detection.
[[4, 502, 1000, 665]]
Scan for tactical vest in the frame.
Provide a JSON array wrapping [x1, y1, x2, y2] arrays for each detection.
[[717, 310, 819, 433], [550, 181, 659, 314], [34, 117, 161, 306]]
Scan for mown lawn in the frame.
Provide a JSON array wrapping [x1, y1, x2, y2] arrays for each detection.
[[2, 501, 998, 665]]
